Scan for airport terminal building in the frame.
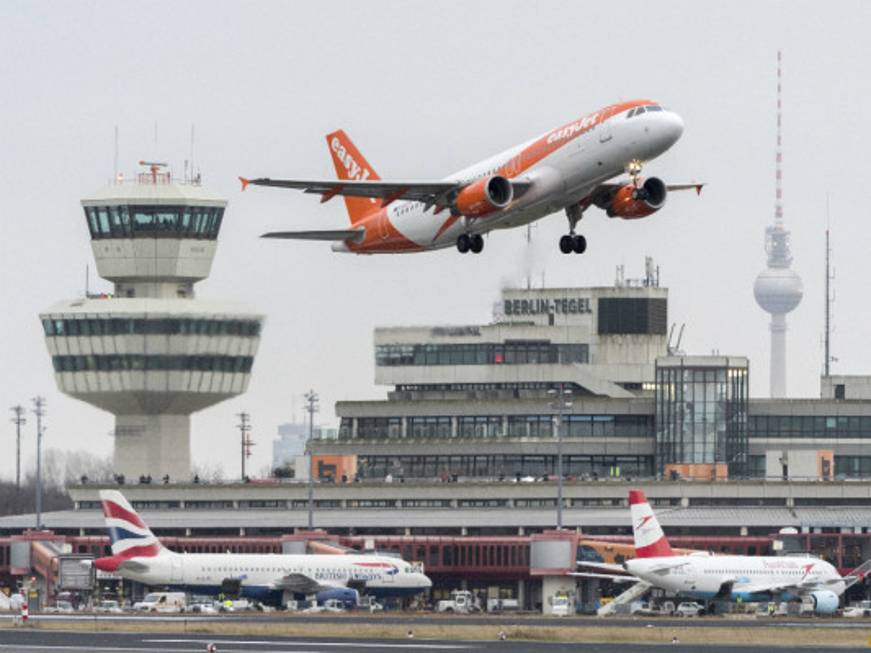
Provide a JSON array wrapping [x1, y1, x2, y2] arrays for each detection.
[[4, 268, 871, 611], [312, 281, 868, 484]]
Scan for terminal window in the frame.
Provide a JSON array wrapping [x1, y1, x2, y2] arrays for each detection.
[[597, 298, 667, 335]]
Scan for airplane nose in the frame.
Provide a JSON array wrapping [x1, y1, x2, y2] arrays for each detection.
[[666, 111, 684, 143]]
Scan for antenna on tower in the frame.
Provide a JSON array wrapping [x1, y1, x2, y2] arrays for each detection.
[[113, 125, 119, 180], [824, 195, 835, 376], [190, 124, 196, 182], [775, 49, 783, 225]]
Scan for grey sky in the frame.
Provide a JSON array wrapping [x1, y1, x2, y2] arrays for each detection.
[[1, 0, 869, 480]]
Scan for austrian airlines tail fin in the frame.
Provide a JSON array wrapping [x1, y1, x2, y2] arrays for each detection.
[[629, 489, 674, 558], [325, 129, 381, 226], [99, 490, 166, 559]]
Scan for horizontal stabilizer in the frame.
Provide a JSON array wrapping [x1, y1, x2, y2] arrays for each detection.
[[261, 229, 365, 242], [117, 560, 150, 574]]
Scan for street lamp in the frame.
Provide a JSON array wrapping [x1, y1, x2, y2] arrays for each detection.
[[548, 383, 572, 530], [304, 389, 320, 530]]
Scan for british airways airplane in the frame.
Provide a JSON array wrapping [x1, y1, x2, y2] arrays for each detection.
[[242, 99, 701, 255], [92, 490, 431, 606]]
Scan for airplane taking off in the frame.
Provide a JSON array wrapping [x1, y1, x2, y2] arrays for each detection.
[[241, 99, 702, 255], [92, 490, 431, 606], [615, 489, 868, 614]]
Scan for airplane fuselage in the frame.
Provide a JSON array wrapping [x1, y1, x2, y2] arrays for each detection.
[[333, 99, 684, 253], [115, 551, 430, 603], [626, 554, 843, 602]]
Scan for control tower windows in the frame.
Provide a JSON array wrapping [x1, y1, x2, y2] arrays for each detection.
[[42, 317, 261, 338], [84, 205, 225, 240]]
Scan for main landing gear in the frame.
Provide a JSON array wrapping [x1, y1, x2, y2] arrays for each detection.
[[457, 233, 484, 254], [559, 203, 587, 254]]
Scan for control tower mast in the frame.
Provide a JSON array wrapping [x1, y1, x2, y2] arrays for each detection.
[[41, 162, 263, 480], [753, 51, 803, 398]]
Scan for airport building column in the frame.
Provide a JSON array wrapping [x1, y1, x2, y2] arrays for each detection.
[[517, 579, 526, 610]]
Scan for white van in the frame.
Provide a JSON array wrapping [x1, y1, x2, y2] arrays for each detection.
[[133, 592, 186, 613]]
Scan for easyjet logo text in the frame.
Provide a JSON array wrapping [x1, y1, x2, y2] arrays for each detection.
[[546, 112, 601, 145], [331, 137, 371, 181]]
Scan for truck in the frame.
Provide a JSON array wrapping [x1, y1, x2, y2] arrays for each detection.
[[436, 590, 480, 614], [133, 592, 186, 613]]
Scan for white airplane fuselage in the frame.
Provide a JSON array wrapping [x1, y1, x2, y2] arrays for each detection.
[[117, 551, 430, 603], [626, 553, 844, 602]]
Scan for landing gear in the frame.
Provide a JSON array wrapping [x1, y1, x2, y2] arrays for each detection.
[[560, 204, 587, 254], [559, 234, 587, 254], [457, 234, 484, 254]]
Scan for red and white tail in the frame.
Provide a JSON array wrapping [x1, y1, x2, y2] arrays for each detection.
[[629, 489, 674, 558], [325, 129, 380, 227]]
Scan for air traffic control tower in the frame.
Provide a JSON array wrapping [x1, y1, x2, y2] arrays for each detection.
[[40, 163, 263, 480]]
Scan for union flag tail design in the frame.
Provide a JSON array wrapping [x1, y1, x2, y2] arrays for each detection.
[[629, 489, 674, 558], [99, 490, 165, 559], [325, 129, 381, 226]]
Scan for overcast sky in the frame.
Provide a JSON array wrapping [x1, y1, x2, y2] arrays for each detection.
[[1, 0, 869, 481]]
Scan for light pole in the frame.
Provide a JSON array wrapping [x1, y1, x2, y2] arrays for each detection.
[[236, 412, 253, 481], [32, 397, 46, 529], [548, 384, 572, 530], [304, 389, 320, 530], [10, 405, 26, 491]]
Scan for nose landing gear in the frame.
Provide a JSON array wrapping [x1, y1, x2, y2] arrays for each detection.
[[559, 203, 587, 255], [457, 233, 484, 254]]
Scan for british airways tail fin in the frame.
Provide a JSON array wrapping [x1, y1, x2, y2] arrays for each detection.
[[325, 129, 381, 226], [99, 490, 166, 558], [629, 489, 674, 558]]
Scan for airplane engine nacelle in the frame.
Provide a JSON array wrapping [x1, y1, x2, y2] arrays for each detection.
[[606, 177, 667, 219], [808, 590, 839, 614], [315, 587, 359, 608], [455, 175, 513, 217]]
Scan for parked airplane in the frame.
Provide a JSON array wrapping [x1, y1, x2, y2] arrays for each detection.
[[241, 99, 701, 255], [615, 489, 867, 613], [92, 490, 431, 606]]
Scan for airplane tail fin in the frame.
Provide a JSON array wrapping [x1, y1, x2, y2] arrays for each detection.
[[99, 490, 166, 558], [629, 489, 674, 558], [325, 129, 381, 226]]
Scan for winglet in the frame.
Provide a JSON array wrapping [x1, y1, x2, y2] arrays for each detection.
[[239, 176, 250, 192], [695, 183, 704, 196]]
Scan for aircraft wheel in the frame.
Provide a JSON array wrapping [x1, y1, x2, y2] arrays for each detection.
[[559, 235, 574, 254], [470, 234, 484, 253], [573, 235, 587, 254], [457, 234, 471, 253]]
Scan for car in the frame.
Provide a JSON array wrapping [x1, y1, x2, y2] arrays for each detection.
[[185, 602, 218, 614], [95, 600, 122, 614], [674, 602, 704, 617], [842, 606, 871, 618]]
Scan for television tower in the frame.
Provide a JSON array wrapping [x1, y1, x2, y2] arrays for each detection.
[[754, 51, 803, 398]]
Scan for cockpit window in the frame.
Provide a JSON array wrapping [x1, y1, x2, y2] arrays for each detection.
[[645, 105, 663, 112]]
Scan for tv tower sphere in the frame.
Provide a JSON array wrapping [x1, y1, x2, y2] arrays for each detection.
[[754, 260, 803, 315]]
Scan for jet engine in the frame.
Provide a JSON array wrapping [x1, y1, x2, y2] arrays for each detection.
[[808, 590, 839, 614], [605, 177, 667, 219], [315, 587, 360, 608], [455, 176, 513, 217]]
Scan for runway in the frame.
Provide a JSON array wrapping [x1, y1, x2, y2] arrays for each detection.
[[4, 612, 871, 630], [0, 630, 862, 653]]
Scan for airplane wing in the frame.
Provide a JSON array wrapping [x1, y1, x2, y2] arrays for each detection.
[[270, 572, 332, 594], [575, 560, 629, 573], [261, 229, 365, 242], [569, 571, 640, 583], [241, 177, 534, 211]]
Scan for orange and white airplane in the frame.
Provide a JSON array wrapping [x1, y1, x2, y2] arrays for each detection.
[[241, 99, 701, 255]]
